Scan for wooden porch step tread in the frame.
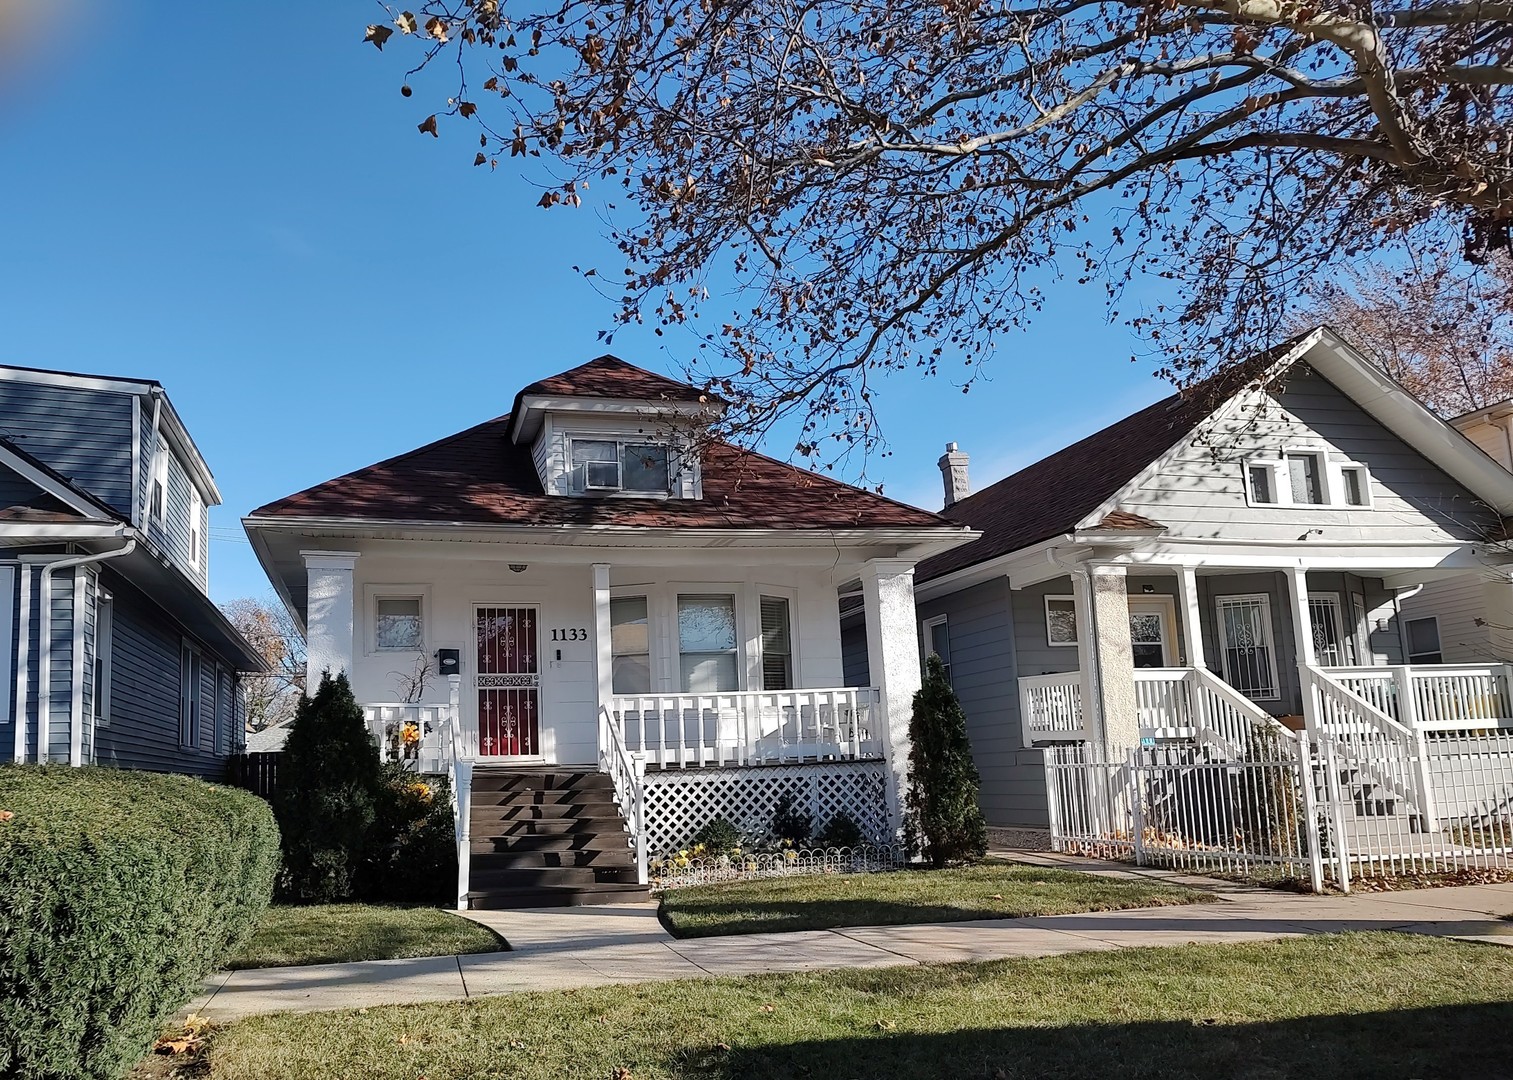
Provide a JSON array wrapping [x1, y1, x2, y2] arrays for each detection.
[[471, 848, 634, 871], [466, 882, 650, 910]]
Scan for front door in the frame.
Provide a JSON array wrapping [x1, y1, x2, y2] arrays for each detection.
[[474, 605, 541, 758], [1126, 597, 1176, 668]]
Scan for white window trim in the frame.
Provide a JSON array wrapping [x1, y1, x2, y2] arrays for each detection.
[[94, 590, 113, 727], [1214, 593, 1282, 701], [150, 448, 169, 524], [1044, 594, 1079, 647], [1405, 615, 1444, 664], [1307, 591, 1349, 667], [363, 584, 432, 656], [566, 434, 675, 499], [608, 592, 653, 696], [188, 488, 203, 567], [1242, 448, 1372, 509], [179, 639, 202, 750], [754, 585, 798, 692]]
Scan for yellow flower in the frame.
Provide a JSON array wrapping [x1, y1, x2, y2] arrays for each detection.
[[407, 782, 432, 803], [400, 721, 421, 746], [679, 849, 688, 858], [783, 850, 799, 862]]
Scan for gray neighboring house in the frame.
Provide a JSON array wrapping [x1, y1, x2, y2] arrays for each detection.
[[0, 364, 264, 775], [848, 327, 1513, 832]]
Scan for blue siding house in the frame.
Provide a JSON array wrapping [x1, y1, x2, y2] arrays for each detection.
[[0, 364, 262, 775]]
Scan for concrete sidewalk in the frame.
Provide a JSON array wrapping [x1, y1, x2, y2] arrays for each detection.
[[190, 874, 1513, 1020]]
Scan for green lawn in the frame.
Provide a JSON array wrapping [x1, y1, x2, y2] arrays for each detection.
[[224, 904, 505, 969], [658, 860, 1212, 937], [203, 934, 1513, 1079]]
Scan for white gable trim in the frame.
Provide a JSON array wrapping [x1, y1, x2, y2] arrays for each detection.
[[0, 444, 114, 521], [1078, 326, 1513, 527]]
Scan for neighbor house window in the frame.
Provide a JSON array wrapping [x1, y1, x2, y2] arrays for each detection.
[[150, 451, 167, 523], [93, 593, 113, 726], [678, 594, 738, 692], [610, 596, 651, 694], [1341, 466, 1368, 506], [1406, 617, 1443, 664], [1246, 464, 1277, 505], [922, 614, 952, 684], [180, 641, 203, 749], [570, 438, 671, 494], [188, 488, 202, 566], [1286, 452, 1324, 505], [374, 596, 423, 650], [1045, 596, 1078, 646], [760, 595, 793, 691]]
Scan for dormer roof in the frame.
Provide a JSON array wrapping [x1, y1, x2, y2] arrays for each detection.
[[508, 355, 726, 444]]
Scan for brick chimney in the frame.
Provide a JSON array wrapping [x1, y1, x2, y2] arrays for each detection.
[[938, 442, 970, 509]]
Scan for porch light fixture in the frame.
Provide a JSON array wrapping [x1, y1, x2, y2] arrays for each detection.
[[509, 564, 528, 573], [1141, 583, 1155, 594]]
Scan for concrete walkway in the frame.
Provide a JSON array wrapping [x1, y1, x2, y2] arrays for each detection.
[[190, 871, 1513, 1020]]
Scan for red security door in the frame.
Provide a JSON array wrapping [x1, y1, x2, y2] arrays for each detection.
[[474, 606, 540, 757]]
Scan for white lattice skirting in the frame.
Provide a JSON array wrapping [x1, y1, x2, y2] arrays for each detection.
[[642, 760, 894, 855]]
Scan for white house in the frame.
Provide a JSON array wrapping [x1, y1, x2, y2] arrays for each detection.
[[245, 355, 973, 907]]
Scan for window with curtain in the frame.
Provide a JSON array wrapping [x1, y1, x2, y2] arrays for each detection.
[[760, 595, 793, 690], [678, 594, 739, 692], [375, 596, 423, 650], [610, 596, 651, 694]]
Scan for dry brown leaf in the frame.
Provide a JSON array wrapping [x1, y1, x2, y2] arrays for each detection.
[[364, 24, 394, 50], [418, 115, 439, 138]]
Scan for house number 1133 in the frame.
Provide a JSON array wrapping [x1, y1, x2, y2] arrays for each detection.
[[550, 628, 588, 642]]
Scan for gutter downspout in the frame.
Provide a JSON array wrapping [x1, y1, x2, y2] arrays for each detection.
[[1391, 583, 1425, 664], [37, 539, 135, 765]]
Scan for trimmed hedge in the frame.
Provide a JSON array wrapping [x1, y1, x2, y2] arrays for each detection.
[[0, 765, 280, 1080]]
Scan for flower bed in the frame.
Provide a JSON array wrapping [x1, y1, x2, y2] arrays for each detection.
[[650, 842, 906, 890]]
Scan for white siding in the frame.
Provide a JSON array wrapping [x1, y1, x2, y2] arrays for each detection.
[[530, 412, 701, 498], [1400, 573, 1503, 663]]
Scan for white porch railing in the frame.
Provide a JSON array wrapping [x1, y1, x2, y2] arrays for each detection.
[[1321, 664, 1513, 731], [1134, 667, 1295, 758], [607, 687, 881, 769], [362, 703, 453, 773], [599, 706, 649, 884], [1019, 672, 1086, 744]]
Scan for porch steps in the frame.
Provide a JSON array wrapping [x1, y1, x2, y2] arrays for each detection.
[[465, 767, 648, 909]]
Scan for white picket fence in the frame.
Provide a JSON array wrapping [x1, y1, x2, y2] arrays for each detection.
[[1045, 727, 1513, 892]]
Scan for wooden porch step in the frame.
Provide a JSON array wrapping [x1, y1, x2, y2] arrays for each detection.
[[465, 882, 650, 910], [470, 864, 640, 890], [470, 793, 622, 815], [471, 817, 620, 838], [470, 832, 628, 854], [469, 769, 613, 794], [471, 847, 634, 871]]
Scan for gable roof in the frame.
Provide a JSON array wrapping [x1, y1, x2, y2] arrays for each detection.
[[917, 326, 1513, 585], [513, 355, 719, 407], [0, 434, 124, 522], [249, 412, 946, 531], [914, 352, 1284, 583]]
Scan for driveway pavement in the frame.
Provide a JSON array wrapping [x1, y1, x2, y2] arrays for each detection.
[[189, 868, 1513, 1020]]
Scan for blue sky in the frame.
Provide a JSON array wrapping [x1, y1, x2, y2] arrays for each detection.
[[0, 3, 1180, 603]]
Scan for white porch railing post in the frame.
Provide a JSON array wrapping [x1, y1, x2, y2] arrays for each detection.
[[1127, 748, 1146, 866], [1296, 729, 1325, 894], [454, 757, 473, 910], [1394, 665, 1439, 831], [633, 753, 648, 885]]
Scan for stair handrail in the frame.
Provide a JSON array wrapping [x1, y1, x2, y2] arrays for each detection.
[[1188, 666, 1296, 759], [1305, 665, 1435, 828], [599, 705, 649, 885]]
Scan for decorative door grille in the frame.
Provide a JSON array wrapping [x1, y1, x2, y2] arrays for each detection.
[[475, 606, 540, 756]]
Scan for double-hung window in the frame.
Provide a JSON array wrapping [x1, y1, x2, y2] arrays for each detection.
[[922, 614, 953, 684], [150, 450, 168, 523], [180, 641, 203, 749], [678, 594, 739, 692], [610, 596, 651, 694], [759, 595, 793, 691], [1406, 617, 1443, 664], [570, 438, 670, 494]]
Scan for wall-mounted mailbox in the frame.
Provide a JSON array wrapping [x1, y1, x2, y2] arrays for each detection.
[[435, 648, 461, 676]]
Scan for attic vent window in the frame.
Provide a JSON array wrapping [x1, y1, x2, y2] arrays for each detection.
[[570, 438, 670, 494]]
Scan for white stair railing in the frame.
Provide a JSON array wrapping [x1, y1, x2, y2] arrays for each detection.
[[599, 706, 649, 885], [1189, 666, 1297, 759], [1325, 664, 1513, 731], [1019, 672, 1086, 745], [1305, 665, 1436, 829]]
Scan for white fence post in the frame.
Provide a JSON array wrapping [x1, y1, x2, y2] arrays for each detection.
[[1127, 748, 1146, 866], [1296, 729, 1325, 894], [1320, 737, 1352, 894]]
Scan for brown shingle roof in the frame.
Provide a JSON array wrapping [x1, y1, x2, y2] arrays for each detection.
[[915, 336, 1311, 583], [250, 413, 947, 531], [513, 355, 719, 406]]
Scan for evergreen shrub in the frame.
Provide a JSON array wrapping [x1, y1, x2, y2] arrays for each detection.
[[904, 654, 988, 867], [0, 765, 279, 1080]]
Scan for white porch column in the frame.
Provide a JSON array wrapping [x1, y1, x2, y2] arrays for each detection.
[[302, 551, 360, 690], [859, 558, 922, 836], [1088, 563, 1139, 754], [1285, 565, 1321, 733], [591, 562, 613, 715], [1176, 565, 1206, 669]]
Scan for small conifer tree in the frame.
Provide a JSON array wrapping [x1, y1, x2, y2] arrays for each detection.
[[903, 655, 988, 868], [273, 671, 384, 902]]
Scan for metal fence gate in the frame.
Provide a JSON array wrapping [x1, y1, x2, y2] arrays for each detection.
[[1044, 728, 1513, 892]]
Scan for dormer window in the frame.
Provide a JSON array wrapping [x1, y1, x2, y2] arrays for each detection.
[[569, 438, 670, 495]]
